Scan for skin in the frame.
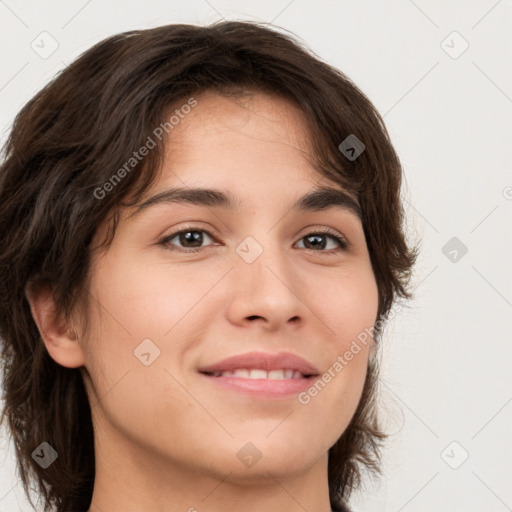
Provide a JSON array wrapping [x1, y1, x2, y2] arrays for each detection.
[[26, 90, 379, 512]]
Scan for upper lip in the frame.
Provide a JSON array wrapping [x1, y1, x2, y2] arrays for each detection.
[[198, 351, 320, 376]]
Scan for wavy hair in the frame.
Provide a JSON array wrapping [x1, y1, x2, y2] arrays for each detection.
[[0, 20, 418, 512]]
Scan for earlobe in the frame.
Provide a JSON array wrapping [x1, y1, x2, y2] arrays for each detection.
[[24, 282, 86, 368]]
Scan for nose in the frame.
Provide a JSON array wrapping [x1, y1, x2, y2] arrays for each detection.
[[224, 238, 306, 331]]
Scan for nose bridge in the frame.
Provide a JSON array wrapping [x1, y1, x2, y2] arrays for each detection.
[[235, 229, 286, 280], [227, 229, 304, 324]]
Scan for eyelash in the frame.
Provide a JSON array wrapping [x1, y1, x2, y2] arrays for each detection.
[[158, 225, 349, 254]]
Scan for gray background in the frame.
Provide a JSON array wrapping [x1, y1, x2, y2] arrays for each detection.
[[1, 1, 511, 511]]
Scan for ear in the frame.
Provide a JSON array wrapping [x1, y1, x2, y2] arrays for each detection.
[[25, 282, 86, 368]]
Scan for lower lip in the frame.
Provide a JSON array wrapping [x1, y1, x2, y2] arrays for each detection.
[[199, 372, 317, 399]]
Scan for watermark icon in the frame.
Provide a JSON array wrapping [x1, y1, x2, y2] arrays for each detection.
[[236, 236, 264, 264], [441, 31, 469, 60], [237, 442, 262, 468], [31, 442, 58, 469], [503, 186, 512, 201], [31, 31, 59, 59], [93, 97, 197, 200], [441, 441, 469, 469], [134, 338, 161, 366], [338, 134, 365, 161], [442, 236, 468, 263]]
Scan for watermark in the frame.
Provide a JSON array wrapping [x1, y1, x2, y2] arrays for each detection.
[[31, 31, 59, 60], [440, 441, 469, 469], [298, 301, 405, 405], [237, 441, 262, 468], [93, 97, 197, 200], [440, 31, 469, 60], [31, 441, 58, 469], [133, 338, 161, 366], [441, 236, 468, 263], [338, 134, 365, 161], [298, 331, 372, 405], [152, 97, 197, 140], [236, 236, 264, 264]]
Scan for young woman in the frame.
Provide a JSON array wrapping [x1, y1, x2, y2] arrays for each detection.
[[0, 21, 417, 512]]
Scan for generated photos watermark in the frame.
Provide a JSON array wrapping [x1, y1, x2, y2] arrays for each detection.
[[93, 97, 197, 200], [298, 302, 404, 405]]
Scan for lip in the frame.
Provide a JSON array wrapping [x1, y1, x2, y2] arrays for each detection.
[[197, 351, 320, 376], [198, 372, 317, 399], [197, 351, 320, 400]]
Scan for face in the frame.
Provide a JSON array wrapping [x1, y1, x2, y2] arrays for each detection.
[[76, 90, 379, 484]]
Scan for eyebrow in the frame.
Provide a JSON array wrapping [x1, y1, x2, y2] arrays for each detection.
[[128, 186, 362, 220]]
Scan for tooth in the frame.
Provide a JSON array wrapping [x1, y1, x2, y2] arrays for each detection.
[[268, 369, 285, 379], [211, 368, 305, 379], [232, 369, 250, 378], [248, 369, 268, 379]]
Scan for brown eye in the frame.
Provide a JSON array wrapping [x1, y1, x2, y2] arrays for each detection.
[[160, 228, 216, 252], [159, 226, 348, 254]]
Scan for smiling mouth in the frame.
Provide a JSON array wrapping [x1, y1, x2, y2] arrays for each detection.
[[200, 368, 316, 379]]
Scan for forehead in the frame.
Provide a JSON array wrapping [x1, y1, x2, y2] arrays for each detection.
[[158, 90, 341, 191], [165, 89, 316, 168], [126, 91, 362, 222]]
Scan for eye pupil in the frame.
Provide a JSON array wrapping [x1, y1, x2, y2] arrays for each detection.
[[304, 234, 327, 250], [162, 228, 345, 254], [181, 230, 203, 247]]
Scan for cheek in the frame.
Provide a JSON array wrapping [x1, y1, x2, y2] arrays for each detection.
[[84, 357, 194, 455], [297, 265, 377, 424], [305, 263, 379, 344], [89, 247, 211, 342], [82, 249, 215, 422], [81, 256, 194, 447]]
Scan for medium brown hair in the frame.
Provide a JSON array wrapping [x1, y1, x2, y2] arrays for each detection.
[[0, 20, 417, 512]]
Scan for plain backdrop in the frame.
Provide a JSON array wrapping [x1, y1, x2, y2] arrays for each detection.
[[0, 1, 511, 511]]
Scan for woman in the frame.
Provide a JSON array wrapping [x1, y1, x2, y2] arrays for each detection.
[[0, 20, 417, 512]]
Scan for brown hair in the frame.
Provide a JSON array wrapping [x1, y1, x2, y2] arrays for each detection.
[[0, 20, 417, 512]]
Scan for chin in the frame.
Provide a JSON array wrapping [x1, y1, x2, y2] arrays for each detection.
[[228, 434, 324, 476]]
